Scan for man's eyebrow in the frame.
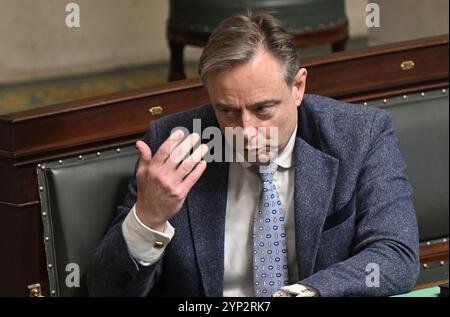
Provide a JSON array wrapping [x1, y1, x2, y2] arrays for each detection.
[[249, 99, 281, 109], [214, 99, 281, 110], [214, 102, 239, 109]]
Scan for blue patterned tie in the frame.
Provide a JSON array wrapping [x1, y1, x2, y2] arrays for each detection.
[[251, 162, 289, 297]]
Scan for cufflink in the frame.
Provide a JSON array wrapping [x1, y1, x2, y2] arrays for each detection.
[[153, 241, 165, 249]]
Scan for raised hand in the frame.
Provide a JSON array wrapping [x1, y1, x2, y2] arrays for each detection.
[[135, 130, 208, 231]]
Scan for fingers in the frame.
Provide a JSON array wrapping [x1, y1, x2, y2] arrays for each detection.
[[136, 140, 152, 163], [181, 160, 207, 193], [174, 143, 209, 180], [139, 130, 208, 188], [166, 132, 201, 168], [152, 129, 185, 165]]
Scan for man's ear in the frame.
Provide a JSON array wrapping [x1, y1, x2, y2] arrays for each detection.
[[293, 68, 307, 107]]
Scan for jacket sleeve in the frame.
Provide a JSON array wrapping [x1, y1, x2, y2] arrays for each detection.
[[87, 120, 164, 297], [300, 109, 420, 296]]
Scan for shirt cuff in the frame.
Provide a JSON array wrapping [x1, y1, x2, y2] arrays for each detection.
[[274, 283, 319, 297], [122, 204, 175, 266]]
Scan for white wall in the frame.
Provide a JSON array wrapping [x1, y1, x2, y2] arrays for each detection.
[[0, 0, 446, 84], [346, 0, 369, 37], [368, 0, 449, 45], [0, 0, 169, 83]]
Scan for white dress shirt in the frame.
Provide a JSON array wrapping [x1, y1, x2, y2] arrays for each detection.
[[122, 126, 298, 296]]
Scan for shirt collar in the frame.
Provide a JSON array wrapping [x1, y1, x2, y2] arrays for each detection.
[[273, 124, 297, 169]]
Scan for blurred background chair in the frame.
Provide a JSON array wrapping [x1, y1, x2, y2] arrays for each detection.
[[167, 0, 349, 80]]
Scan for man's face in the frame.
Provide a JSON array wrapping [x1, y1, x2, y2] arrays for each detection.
[[206, 47, 307, 164]]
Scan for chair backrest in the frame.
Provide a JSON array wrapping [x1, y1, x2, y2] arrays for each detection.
[[169, 0, 347, 33], [37, 147, 138, 296], [365, 89, 449, 242], [37, 88, 448, 296]]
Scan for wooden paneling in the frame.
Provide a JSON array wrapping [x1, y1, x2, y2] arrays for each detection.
[[420, 241, 449, 264], [0, 79, 210, 160], [0, 203, 48, 297], [0, 164, 38, 204], [304, 35, 449, 100]]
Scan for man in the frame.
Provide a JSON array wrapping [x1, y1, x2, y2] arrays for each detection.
[[88, 12, 419, 297]]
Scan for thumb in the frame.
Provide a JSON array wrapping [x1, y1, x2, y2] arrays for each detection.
[[136, 140, 152, 163]]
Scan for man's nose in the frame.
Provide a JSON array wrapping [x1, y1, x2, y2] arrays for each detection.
[[241, 113, 258, 139]]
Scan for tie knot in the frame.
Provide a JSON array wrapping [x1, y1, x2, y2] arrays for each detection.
[[250, 162, 277, 181]]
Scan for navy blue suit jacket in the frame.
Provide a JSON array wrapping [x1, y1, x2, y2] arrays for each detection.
[[88, 94, 419, 296]]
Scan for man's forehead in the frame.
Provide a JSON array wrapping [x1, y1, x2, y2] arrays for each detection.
[[209, 81, 282, 105], [207, 74, 286, 105], [206, 49, 286, 88]]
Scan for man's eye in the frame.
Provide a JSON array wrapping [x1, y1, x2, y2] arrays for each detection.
[[255, 106, 272, 113], [222, 109, 236, 115]]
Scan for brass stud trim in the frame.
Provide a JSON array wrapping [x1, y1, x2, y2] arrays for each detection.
[[442, 89, 447, 94], [58, 160, 63, 165], [383, 99, 388, 104], [402, 95, 408, 100], [78, 155, 83, 160], [42, 212, 47, 217], [39, 186, 44, 191], [423, 263, 428, 269], [48, 264, 53, 269], [440, 261, 445, 266], [116, 148, 121, 153], [44, 236, 50, 242], [51, 290, 56, 295], [421, 92, 426, 97], [96, 152, 101, 157], [363, 102, 368, 106], [40, 165, 46, 171]]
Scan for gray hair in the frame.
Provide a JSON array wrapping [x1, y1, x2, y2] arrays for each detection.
[[199, 12, 299, 87]]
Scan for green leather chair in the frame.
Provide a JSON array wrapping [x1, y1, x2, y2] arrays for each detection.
[[37, 89, 448, 296], [37, 147, 138, 296], [167, 0, 348, 80], [363, 90, 449, 242], [361, 89, 449, 287]]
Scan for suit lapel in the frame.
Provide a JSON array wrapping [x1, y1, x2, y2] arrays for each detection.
[[293, 136, 339, 279], [187, 161, 229, 296]]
